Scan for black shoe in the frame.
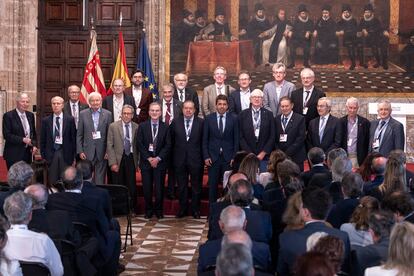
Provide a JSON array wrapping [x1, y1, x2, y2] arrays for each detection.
[[117, 263, 125, 274], [156, 212, 164, 219], [349, 64, 355, 70], [144, 212, 153, 219], [176, 210, 187, 218], [192, 211, 201, 219]]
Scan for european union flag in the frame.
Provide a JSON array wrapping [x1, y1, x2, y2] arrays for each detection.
[[137, 33, 159, 100]]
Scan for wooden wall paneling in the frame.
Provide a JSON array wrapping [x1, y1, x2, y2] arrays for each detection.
[[68, 40, 88, 59]]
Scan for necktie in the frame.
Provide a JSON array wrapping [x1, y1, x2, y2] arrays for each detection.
[[186, 119, 191, 140], [72, 103, 78, 128], [54, 117, 61, 150], [254, 110, 260, 122], [378, 120, 386, 143], [152, 123, 158, 149], [165, 102, 171, 125], [219, 115, 224, 134], [20, 113, 29, 137], [217, 86, 222, 95], [179, 90, 184, 102], [319, 116, 326, 143], [282, 116, 288, 129], [124, 124, 131, 155], [304, 91, 310, 107]]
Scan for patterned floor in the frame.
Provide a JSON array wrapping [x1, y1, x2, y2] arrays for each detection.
[[119, 216, 208, 275]]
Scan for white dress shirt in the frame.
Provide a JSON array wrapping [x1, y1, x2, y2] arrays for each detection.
[[16, 109, 30, 137], [112, 95, 124, 121], [302, 86, 315, 106], [240, 89, 251, 110], [132, 86, 143, 108]]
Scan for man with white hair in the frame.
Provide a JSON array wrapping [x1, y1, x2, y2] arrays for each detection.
[[173, 72, 199, 116], [2, 92, 37, 169], [291, 68, 325, 127], [306, 97, 342, 154], [369, 100, 404, 157], [77, 92, 113, 184], [239, 89, 275, 172], [63, 85, 88, 129], [339, 97, 370, 168], [41, 96, 77, 184]]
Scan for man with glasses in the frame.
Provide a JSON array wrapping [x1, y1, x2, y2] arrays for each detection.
[[63, 85, 88, 129], [173, 72, 200, 117], [263, 63, 295, 117], [103, 78, 136, 122], [229, 71, 253, 115]]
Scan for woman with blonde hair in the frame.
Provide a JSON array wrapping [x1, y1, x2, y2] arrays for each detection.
[[239, 153, 264, 201], [282, 191, 305, 231], [365, 221, 414, 276], [260, 150, 287, 189]]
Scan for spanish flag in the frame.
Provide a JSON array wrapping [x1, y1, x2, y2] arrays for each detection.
[[108, 31, 131, 95]]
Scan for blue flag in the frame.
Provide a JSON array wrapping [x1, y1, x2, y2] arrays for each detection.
[[137, 33, 159, 100]]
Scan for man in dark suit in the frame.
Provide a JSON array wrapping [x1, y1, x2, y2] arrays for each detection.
[[381, 191, 414, 223], [228, 71, 252, 115], [300, 147, 329, 187], [306, 97, 342, 154], [102, 78, 136, 122], [239, 89, 275, 172], [40, 96, 77, 185], [291, 68, 326, 127], [136, 102, 171, 219], [275, 96, 306, 171], [159, 83, 183, 200], [203, 94, 239, 203], [63, 85, 88, 129], [47, 166, 121, 275], [369, 100, 405, 157], [339, 97, 370, 168], [173, 72, 200, 117], [2, 92, 37, 169], [170, 100, 204, 218], [77, 92, 113, 185], [277, 187, 351, 275], [126, 69, 153, 124]]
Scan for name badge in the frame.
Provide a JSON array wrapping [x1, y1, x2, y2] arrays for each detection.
[[347, 138, 352, 147], [148, 143, 154, 152], [372, 139, 380, 149], [303, 107, 308, 115], [279, 134, 288, 142], [136, 107, 141, 115], [55, 136, 63, 144], [254, 129, 260, 138], [92, 131, 101, 140]]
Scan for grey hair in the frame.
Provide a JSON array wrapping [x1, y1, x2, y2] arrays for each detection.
[[219, 205, 246, 232], [121, 104, 134, 113], [222, 229, 253, 250], [332, 157, 353, 182], [216, 243, 254, 276], [8, 161, 34, 189], [162, 83, 175, 91], [15, 92, 30, 102], [327, 148, 348, 165], [306, 232, 328, 251], [87, 92, 102, 103], [346, 97, 359, 107], [300, 68, 315, 78], [318, 97, 332, 108], [377, 99, 391, 110], [272, 62, 286, 73], [24, 184, 48, 209], [3, 191, 33, 224]]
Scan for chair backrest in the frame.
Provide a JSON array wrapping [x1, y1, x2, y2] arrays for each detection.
[[96, 184, 131, 217], [72, 221, 93, 243], [19, 260, 50, 276]]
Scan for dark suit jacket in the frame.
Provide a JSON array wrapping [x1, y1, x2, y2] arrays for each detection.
[[352, 238, 389, 276], [277, 221, 351, 276], [136, 119, 170, 170], [275, 112, 306, 165], [307, 115, 342, 154], [125, 87, 153, 124], [63, 101, 88, 118], [170, 116, 204, 167], [239, 108, 275, 156], [102, 94, 136, 121], [228, 89, 251, 115], [157, 98, 183, 124], [2, 109, 37, 165], [202, 112, 239, 163], [198, 238, 272, 273], [339, 115, 370, 165], [173, 87, 200, 117], [291, 87, 326, 126], [326, 198, 359, 229], [40, 114, 77, 165], [82, 180, 112, 221], [369, 117, 405, 157], [300, 165, 330, 187]]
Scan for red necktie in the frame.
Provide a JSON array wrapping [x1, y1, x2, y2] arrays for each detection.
[[165, 102, 171, 125]]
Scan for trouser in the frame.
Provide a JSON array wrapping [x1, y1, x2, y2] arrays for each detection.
[[207, 154, 231, 203], [92, 157, 107, 185], [176, 163, 203, 214], [141, 167, 166, 214], [111, 153, 137, 212], [48, 148, 67, 186]]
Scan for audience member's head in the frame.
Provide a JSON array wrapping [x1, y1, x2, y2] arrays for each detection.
[[382, 191, 414, 222], [312, 235, 345, 274], [307, 147, 326, 166], [61, 166, 83, 190], [379, 157, 407, 195], [388, 149, 407, 165], [3, 191, 33, 225], [383, 221, 414, 275], [301, 188, 332, 221], [31, 160, 48, 184], [326, 148, 347, 168], [306, 231, 328, 251], [267, 150, 287, 181], [0, 215, 9, 250], [7, 161, 34, 189], [228, 172, 248, 187], [277, 159, 301, 187], [359, 152, 384, 181], [283, 191, 305, 230], [294, 252, 335, 276], [238, 153, 260, 184], [331, 157, 352, 182], [24, 184, 48, 209], [341, 172, 363, 198], [350, 196, 380, 231], [215, 243, 254, 276], [230, 151, 249, 174], [221, 229, 252, 251], [367, 210, 395, 243], [76, 159, 94, 181], [229, 179, 254, 207], [219, 206, 246, 233], [371, 156, 387, 176], [284, 178, 304, 199]]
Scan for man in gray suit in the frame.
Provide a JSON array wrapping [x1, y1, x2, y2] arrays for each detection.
[[77, 92, 113, 185], [202, 66, 235, 117], [369, 100, 405, 157], [263, 63, 295, 117], [107, 104, 139, 211]]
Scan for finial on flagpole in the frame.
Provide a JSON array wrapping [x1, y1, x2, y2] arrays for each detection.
[[139, 19, 146, 33], [89, 17, 96, 40], [119, 12, 123, 27]]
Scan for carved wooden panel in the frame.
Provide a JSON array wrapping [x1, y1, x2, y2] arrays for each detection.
[[68, 41, 87, 58], [44, 65, 64, 85], [67, 66, 85, 84], [44, 1, 82, 25], [97, 41, 114, 59], [42, 41, 64, 59], [95, 1, 136, 26]]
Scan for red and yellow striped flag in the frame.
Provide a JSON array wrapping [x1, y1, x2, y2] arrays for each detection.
[[107, 31, 131, 95]]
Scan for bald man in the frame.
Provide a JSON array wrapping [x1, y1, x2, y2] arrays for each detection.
[[41, 96, 77, 185]]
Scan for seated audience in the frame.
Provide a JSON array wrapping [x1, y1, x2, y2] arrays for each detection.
[[359, 152, 384, 182], [306, 231, 328, 251], [294, 252, 336, 276], [3, 191, 63, 276], [282, 192, 305, 231], [277, 187, 351, 275], [215, 243, 254, 276], [260, 150, 287, 189], [311, 235, 345, 275], [0, 161, 33, 216], [340, 196, 379, 247], [352, 210, 394, 276], [0, 215, 22, 276], [239, 153, 264, 201], [326, 148, 348, 170], [381, 191, 414, 223], [327, 172, 363, 228], [365, 221, 414, 276], [327, 157, 353, 203], [222, 151, 249, 189], [363, 156, 387, 192], [301, 147, 328, 187]]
